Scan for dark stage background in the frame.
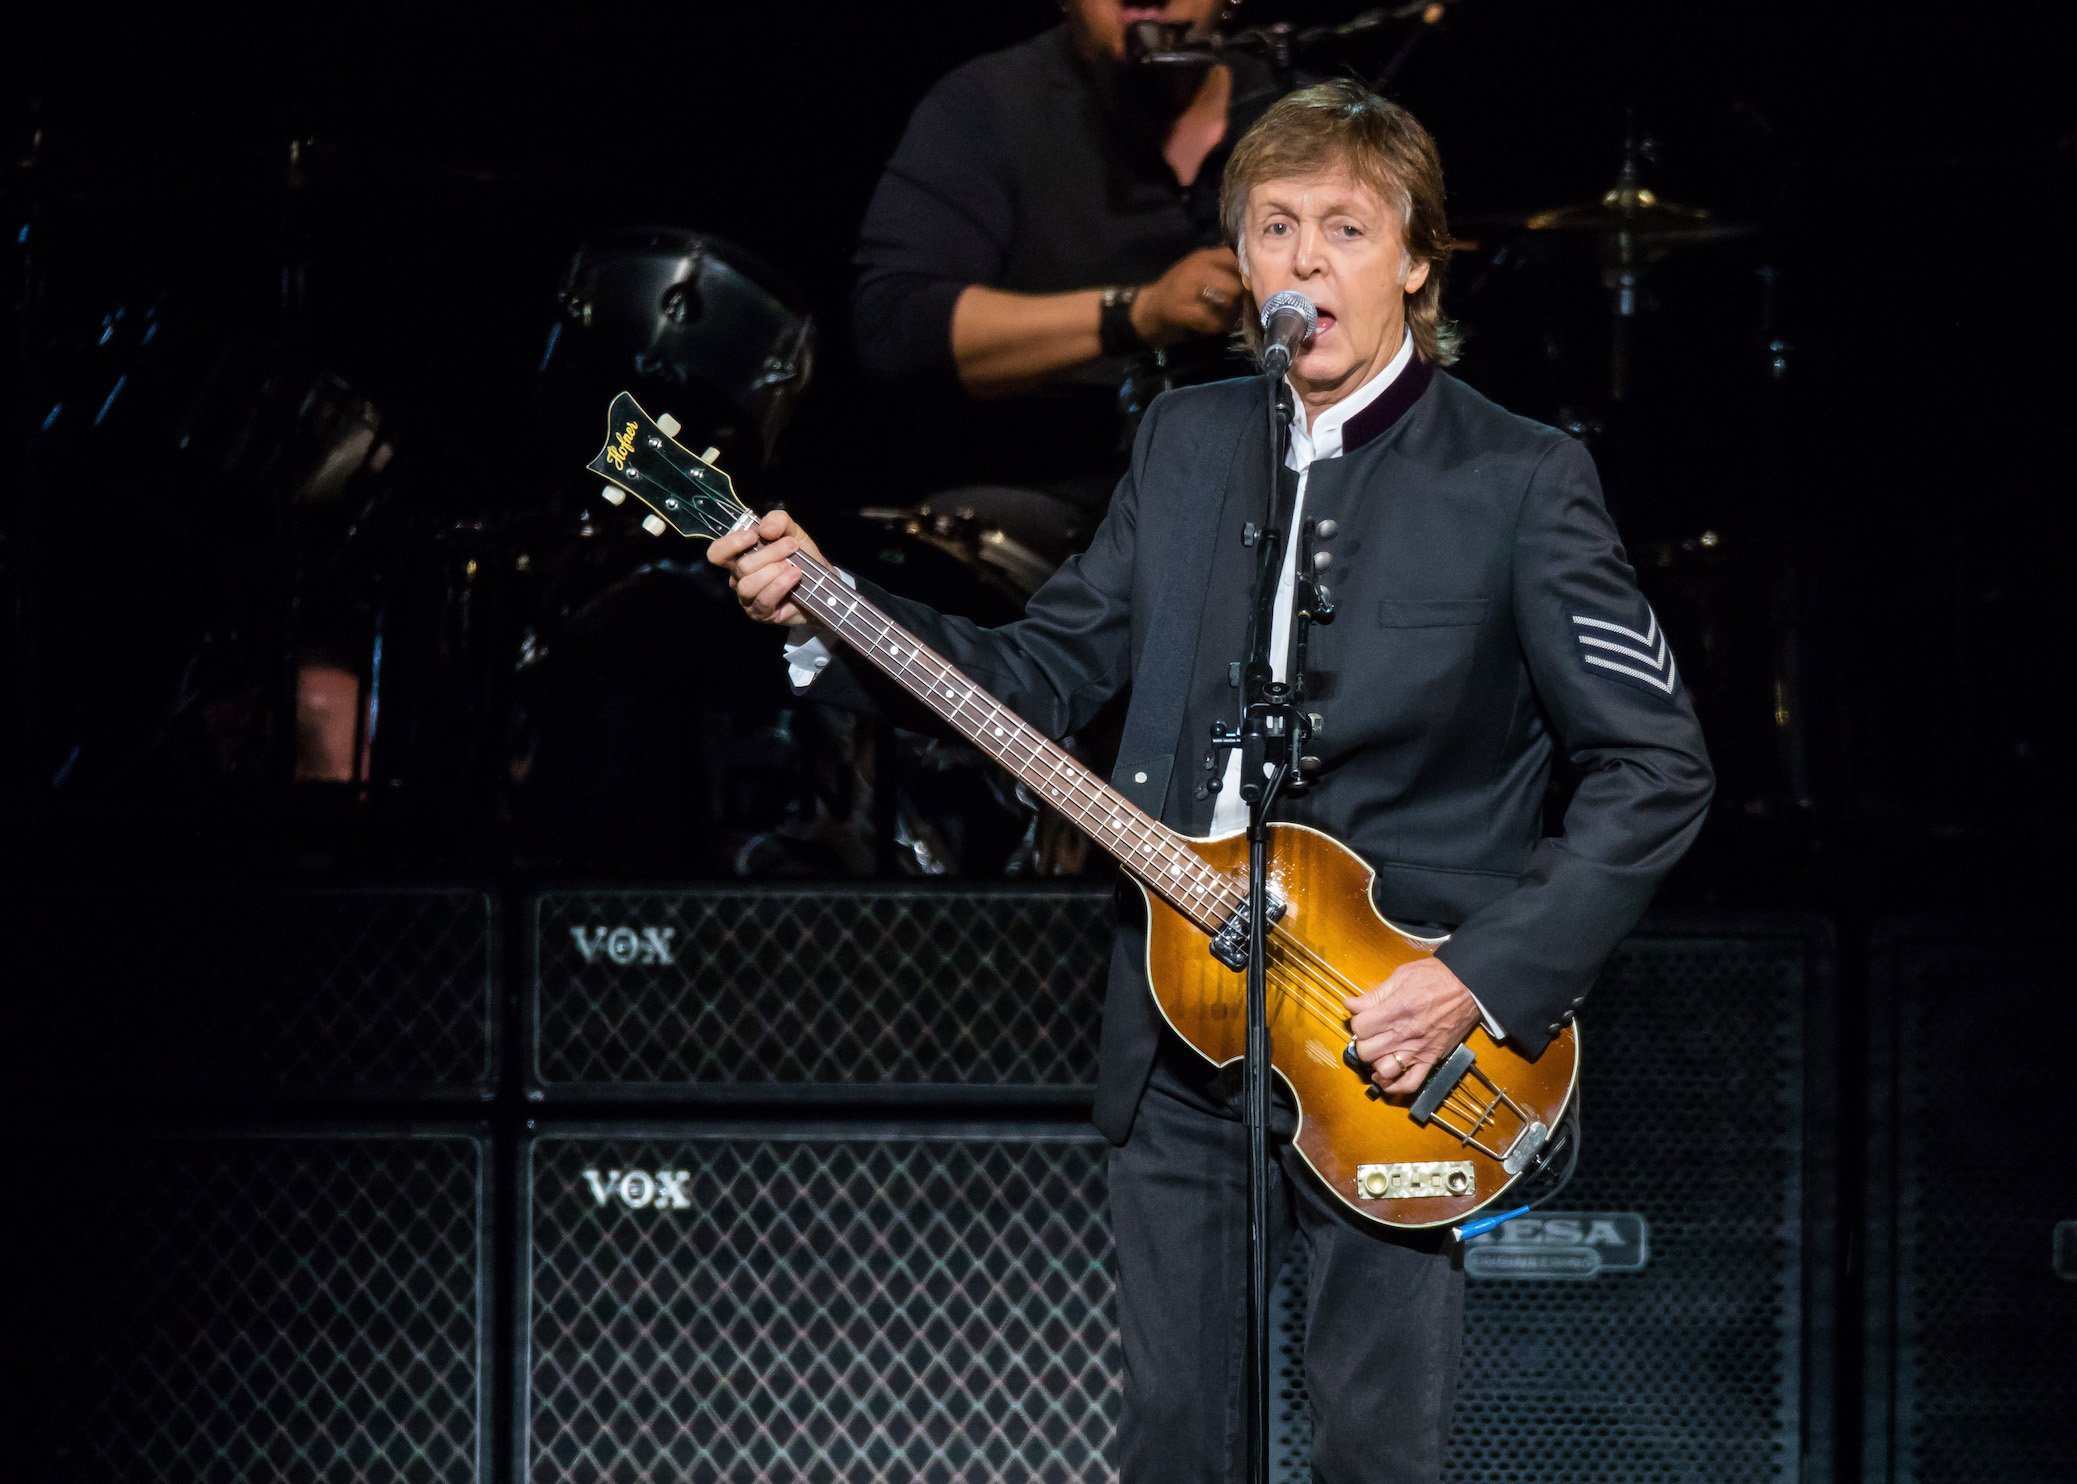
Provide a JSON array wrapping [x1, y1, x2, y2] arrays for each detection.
[[3, 4, 2073, 1482], [6, 0, 2072, 904]]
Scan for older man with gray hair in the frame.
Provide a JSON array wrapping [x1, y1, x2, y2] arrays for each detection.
[[719, 80, 1713, 1483]]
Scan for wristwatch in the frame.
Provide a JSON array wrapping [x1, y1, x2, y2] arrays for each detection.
[[1099, 283, 1145, 357]]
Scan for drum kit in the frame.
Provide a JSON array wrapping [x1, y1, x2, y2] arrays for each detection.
[[5, 77, 1808, 874]]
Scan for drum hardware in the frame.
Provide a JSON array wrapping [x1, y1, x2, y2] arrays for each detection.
[[1468, 128, 1761, 403], [1128, 0, 1465, 87], [859, 486, 1090, 609], [540, 227, 816, 473]]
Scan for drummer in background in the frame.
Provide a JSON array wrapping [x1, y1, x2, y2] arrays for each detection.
[[852, 0, 1289, 512]]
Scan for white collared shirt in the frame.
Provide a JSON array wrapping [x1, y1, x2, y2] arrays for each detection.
[[1207, 332, 1505, 1038], [1208, 332, 1413, 834]]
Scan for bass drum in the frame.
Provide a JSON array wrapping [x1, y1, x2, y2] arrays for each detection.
[[505, 504, 1051, 879], [538, 226, 815, 481], [857, 485, 1093, 617], [842, 487, 1116, 878]]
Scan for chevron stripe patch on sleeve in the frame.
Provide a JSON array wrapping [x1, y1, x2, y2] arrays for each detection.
[[1570, 604, 1681, 697]]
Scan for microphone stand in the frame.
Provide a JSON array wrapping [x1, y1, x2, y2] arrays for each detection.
[[1205, 366, 1327, 1484]]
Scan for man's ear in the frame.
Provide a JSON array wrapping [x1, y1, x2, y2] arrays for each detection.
[[1402, 257, 1432, 295]]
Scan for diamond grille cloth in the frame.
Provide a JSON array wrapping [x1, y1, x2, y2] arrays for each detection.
[[8, 1132, 486, 1483], [529, 887, 1112, 1091], [524, 1129, 1121, 1482], [163, 888, 496, 1096], [1882, 928, 2074, 1484]]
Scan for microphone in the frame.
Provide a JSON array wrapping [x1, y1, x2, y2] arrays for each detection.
[[1125, 20, 1200, 64], [1258, 290, 1318, 376]]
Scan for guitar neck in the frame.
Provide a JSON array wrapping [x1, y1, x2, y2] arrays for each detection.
[[785, 551, 1231, 932]]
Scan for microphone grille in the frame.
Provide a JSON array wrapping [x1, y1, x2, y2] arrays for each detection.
[[1259, 290, 1318, 332]]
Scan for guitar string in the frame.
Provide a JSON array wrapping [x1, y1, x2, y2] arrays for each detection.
[[788, 557, 1500, 1101], [794, 563, 1234, 920]]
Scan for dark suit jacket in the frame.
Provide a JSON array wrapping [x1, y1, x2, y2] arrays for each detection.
[[810, 363, 1715, 1141]]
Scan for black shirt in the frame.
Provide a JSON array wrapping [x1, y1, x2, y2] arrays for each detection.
[[852, 25, 1286, 506]]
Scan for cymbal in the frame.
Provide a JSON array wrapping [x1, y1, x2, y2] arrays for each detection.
[[1521, 192, 1756, 246], [1483, 155, 1758, 248]]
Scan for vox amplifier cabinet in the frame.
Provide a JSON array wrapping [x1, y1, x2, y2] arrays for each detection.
[[10, 884, 499, 1103], [525, 885, 1112, 1101], [519, 1122, 1120, 1482], [1864, 922, 2074, 1483], [1, 1127, 492, 1483], [1272, 918, 1837, 1483]]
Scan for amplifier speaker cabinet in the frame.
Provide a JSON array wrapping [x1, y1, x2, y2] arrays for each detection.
[[11, 884, 499, 1102], [1864, 922, 2074, 1483], [525, 885, 1112, 1101], [1275, 917, 1836, 1482], [520, 1122, 1119, 1482], [0, 1127, 492, 1484]]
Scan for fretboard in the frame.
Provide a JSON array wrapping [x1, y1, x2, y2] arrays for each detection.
[[786, 552, 1239, 934]]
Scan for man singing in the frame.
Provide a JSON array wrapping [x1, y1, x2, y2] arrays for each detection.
[[715, 81, 1712, 1483]]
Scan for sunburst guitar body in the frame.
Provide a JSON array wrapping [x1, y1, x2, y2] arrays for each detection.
[[1142, 823, 1577, 1229]]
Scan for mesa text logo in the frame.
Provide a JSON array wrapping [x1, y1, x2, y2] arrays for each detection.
[[1463, 1211, 1649, 1280]]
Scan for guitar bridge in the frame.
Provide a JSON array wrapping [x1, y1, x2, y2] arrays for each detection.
[[1208, 892, 1286, 971]]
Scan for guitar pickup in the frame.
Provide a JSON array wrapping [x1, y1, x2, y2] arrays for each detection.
[[1354, 1161, 1475, 1201], [1208, 892, 1286, 971]]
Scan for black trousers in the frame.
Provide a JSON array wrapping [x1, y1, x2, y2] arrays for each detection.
[[1110, 1037, 1465, 1483]]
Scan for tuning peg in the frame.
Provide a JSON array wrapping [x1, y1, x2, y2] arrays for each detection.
[[599, 484, 626, 506], [655, 413, 682, 438], [701, 445, 720, 463], [641, 514, 668, 536]]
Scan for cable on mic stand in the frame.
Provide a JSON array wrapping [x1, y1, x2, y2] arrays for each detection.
[[1202, 308, 1330, 1482]]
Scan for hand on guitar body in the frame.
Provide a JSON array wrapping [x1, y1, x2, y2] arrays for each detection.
[[708, 510, 831, 629], [1345, 959, 1483, 1099]]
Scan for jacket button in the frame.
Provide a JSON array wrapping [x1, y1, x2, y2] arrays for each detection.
[[1312, 550, 1332, 571], [1316, 519, 1338, 539], [1546, 1022, 1564, 1036]]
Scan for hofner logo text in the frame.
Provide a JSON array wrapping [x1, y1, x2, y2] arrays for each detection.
[[569, 925, 678, 966]]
